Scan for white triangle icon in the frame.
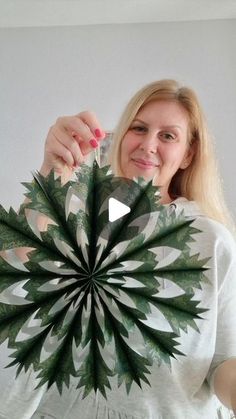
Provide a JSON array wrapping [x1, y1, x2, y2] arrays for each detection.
[[108, 197, 131, 222]]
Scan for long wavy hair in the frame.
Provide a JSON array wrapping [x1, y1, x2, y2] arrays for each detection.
[[109, 79, 234, 230]]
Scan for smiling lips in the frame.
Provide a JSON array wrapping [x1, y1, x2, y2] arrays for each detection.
[[132, 158, 159, 169]]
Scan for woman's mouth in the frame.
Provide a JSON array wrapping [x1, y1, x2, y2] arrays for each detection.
[[131, 158, 159, 170]]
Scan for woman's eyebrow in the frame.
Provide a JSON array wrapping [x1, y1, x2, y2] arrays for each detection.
[[161, 124, 183, 131], [132, 118, 148, 125], [133, 119, 182, 131]]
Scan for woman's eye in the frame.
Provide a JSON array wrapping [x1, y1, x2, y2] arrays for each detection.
[[161, 132, 176, 141], [130, 125, 147, 133]]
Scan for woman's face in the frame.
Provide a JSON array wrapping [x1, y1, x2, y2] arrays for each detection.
[[120, 100, 194, 203]]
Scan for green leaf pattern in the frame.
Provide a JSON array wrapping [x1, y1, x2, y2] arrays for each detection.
[[0, 162, 208, 398]]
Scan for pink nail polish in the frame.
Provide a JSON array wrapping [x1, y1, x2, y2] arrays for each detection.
[[95, 128, 102, 138], [89, 139, 98, 148]]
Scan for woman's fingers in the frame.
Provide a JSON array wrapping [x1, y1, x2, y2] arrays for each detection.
[[50, 126, 84, 168], [57, 112, 105, 156], [77, 111, 106, 140], [41, 111, 106, 178], [57, 112, 105, 143]]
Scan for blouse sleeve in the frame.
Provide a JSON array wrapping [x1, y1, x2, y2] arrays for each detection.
[[206, 222, 236, 389]]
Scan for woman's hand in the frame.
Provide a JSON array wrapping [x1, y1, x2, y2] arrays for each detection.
[[40, 111, 106, 181], [213, 358, 236, 412]]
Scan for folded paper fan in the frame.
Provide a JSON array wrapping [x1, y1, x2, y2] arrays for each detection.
[[0, 162, 208, 398]]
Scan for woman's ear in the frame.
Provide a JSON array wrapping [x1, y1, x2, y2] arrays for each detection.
[[180, 143, 196, 169]]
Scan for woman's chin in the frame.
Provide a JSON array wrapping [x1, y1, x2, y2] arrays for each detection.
[[123, 168, 158, 182]]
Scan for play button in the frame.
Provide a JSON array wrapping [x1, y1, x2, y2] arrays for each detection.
[[108, 198, 131, 222], [90, 174, 155, 242]]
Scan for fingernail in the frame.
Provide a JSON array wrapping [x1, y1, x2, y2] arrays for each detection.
[[95, 128, 102, 138], [89, 139, 98, 148]]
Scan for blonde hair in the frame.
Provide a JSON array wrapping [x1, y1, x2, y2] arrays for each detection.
[[109, 79, 234, 231]]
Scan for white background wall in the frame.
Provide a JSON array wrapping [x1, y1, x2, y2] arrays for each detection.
[[0, 18, 236, 390]]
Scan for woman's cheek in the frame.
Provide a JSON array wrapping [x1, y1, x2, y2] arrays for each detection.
[[122, 134, 140, 154]]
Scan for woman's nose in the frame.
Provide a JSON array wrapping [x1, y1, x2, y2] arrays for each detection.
[[139, 133, 158, 153]]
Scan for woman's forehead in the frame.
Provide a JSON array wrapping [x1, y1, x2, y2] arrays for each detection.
[[134, 100, 189, 125]]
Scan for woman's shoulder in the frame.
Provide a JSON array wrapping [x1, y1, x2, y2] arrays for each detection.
[[171, 197, 236, 251]]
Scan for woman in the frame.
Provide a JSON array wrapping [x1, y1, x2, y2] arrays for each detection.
[[1, 79, 236, 419]]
